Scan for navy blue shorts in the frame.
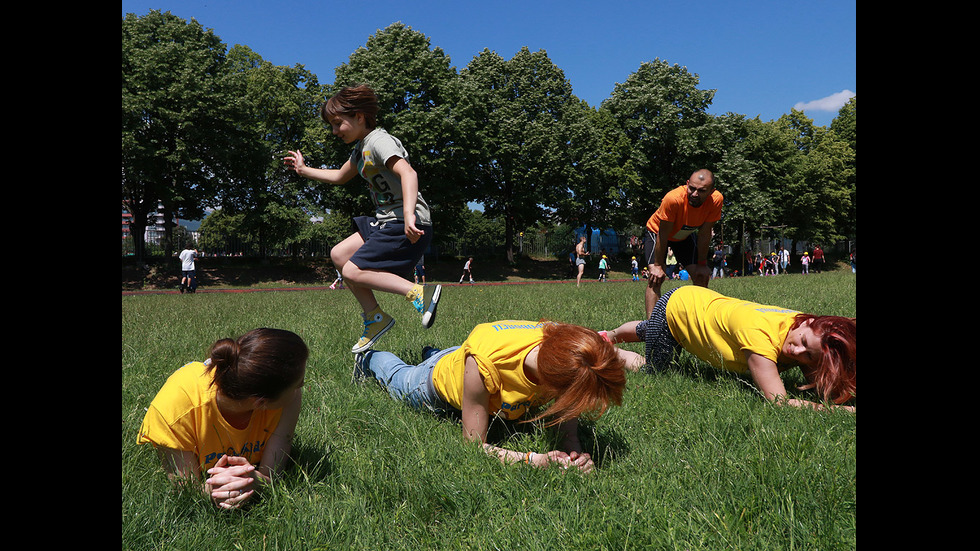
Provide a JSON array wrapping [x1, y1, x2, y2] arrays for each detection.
[[348, 216, 432, 280]]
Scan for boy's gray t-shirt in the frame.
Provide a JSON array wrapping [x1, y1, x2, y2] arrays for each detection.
[[351, 128, 432, 225]]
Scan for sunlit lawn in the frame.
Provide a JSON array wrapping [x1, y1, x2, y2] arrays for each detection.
[[122, 270, 855, 550]]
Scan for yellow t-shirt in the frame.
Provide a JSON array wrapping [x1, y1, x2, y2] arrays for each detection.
[[665, 286, 798, 374], [137, 361, 284, 471], [431, 321, 545, 420]]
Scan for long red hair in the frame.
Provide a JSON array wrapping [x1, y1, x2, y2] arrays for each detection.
[[529, 322, 626, 427], [793, 314, 856, 404]]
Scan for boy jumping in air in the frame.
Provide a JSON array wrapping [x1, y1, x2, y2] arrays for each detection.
[[284, 85, 441, 353]]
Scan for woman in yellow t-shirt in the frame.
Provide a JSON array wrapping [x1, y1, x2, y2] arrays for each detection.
[[604, 286, 856, 412], [354, 321, 629, 473], [138, 328, 308, 509]]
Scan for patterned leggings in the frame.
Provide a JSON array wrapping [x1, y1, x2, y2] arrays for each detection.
[[636, 287, 681, 373]]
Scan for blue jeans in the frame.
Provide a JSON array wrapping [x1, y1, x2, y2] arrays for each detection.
[[361, 346, 460, 414]]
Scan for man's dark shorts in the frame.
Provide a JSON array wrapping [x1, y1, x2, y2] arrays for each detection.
[[643, 230, 698, 268]]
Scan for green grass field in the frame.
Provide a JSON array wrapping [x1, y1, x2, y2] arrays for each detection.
[[121, 271, 856, 550]]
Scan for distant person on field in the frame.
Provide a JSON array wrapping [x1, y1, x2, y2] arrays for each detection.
[[138, 328, 308, 509], [601, 286, 856, 412], [812, 245, 825, 273], [459, 257, 474, 283], [643, 169, 723, 317], [777, 246, 790, 274], [665, 247, 678, 279], [598, 255, 609, 282], [711, 244, 725, 279], [575, 235, 590, 287], [630, 256, 639, 281], [414, 260, 426, 284], [354, 320, 631, 473], [330, 269, 344, 290], [179, 247, 198, 293], [801, 252, 810, 274], [284, 85, 441, 353], [765, 253, 777, 275]]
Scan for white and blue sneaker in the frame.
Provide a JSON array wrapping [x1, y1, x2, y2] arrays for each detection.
[[412, 284, 442, 329]]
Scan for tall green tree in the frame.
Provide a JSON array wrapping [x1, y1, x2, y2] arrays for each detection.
[[746, 110, 854, 248], [122, 10, 237, 260], [830, 96, 856, 239], [784, 127, 855, 245], [557, 101, 640, 239], [698, 113, 769, 250], [602, 59, 717, 226], [830, 97, 856, 153], [737, 116, 800, 245], [217, 45, 323, 257], [453, 47, 581, 262]]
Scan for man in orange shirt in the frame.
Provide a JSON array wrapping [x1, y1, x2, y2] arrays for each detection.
[[643, 169, 723, 317]]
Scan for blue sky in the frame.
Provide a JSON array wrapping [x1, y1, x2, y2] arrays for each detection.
[[122, 0, 855, 128]]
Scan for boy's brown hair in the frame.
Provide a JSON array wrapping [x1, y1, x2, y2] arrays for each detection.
[[321, 84, 380, 128]]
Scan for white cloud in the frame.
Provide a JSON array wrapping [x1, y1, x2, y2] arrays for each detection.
[[794, 89, 855, 113]]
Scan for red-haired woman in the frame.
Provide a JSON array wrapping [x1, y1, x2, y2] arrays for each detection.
[[355, 320, 629, 473], [604, 286, 855, 412], [138, 328, 308, 508]]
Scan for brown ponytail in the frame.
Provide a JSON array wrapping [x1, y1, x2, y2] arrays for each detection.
[[206, 328, 308, 401]]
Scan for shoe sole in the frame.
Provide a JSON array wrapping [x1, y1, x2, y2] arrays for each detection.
[[351, 353, 364, 383], [421, 285, 442, 329], [350, 317, 395, 353], [352, 352, 372, 383]]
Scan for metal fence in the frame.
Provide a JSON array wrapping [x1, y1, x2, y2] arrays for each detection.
[[123, 233, 852, 263]]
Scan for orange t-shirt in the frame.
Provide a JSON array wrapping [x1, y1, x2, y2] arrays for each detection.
[[645, 185, 724, 241]]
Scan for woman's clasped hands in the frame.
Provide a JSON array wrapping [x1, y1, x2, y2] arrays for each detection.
[[205, 455, 259, 509]]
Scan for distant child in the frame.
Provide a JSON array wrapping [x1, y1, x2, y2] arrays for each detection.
[[329, 269, 344, 290], [598, 255, 609, 282], [459, 257, 474, 283], [284, 85, 441, 353], [630, 256, 639, 281], [764, 253, 777, 276], [178, 247, 198, 293], [665, 247, 678, 280], [801, 252, 810, 274]]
